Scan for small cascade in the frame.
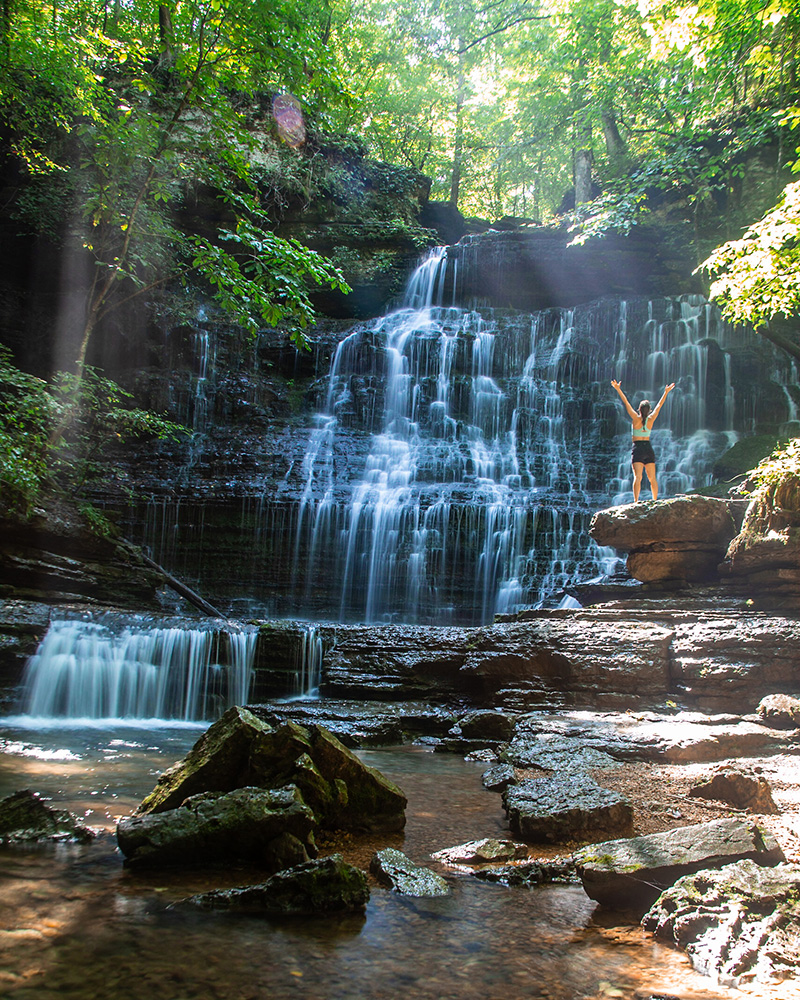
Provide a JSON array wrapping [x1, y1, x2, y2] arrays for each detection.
[[288, 626, 324, 700], [18, 618, 257, 723]]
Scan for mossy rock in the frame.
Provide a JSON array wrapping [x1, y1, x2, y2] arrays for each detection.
[[713, 435, 783, 483], [187, 853, 370, 915], [135, 706, 406, 834]]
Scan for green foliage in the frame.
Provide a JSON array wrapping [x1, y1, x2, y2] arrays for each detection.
[[1, 0, 349, 376], [192, 212, 350, 349], [0, 347, 187, 517], [0, 348, 54, 514], [746, 438, 800, 495], [701, 178, 800, 327]]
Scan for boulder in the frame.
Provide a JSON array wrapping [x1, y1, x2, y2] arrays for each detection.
[[757, 693, 800, 729], [589, 496, 737, 584], [370, 848, 450, 896], [136, 706, 278, 814], [481, 763, 517, 792], [453, 710, 515, 741], [642, 859, 800, 987], [689, 769, 778, 814], [575, 818, 785, 908], [117, 785, 316, 867], [0, 789, 94, 844], [135, 706, 407, 834], [502, 775, 633, 844], [720, 469, 800, 608], [431, 838, 529, 866], [472, 858, 578, 886], [186, 854, 370, 915], [590, 496, 737, 551]]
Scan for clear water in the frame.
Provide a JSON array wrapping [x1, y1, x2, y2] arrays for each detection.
[[0, 723, 737, 1000]]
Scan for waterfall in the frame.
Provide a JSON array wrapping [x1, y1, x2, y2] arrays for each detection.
[[18, 618, 257, 723], [119, 244, 798, 626], [287, 626, 324, 700], [288, 255, 787, 624]]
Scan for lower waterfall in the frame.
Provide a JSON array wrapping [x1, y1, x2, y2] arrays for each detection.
[[17, 618, 257, 723]]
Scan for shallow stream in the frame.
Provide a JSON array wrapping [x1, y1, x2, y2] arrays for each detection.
[[0, 722, 737, 1000]]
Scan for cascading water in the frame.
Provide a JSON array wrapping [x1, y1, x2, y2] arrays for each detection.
[[287, 626, 324, 700], [289, 250, 781, 624], [118, 244, 798, 625], [17, 618, 257, 723]]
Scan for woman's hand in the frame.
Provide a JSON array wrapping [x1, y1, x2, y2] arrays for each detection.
[[611, 379, 622, 390], [664, 382, 675, 393]]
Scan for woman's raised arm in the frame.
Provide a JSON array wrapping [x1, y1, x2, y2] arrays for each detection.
[[611, 379, 637, 420], [649, 382, 676, 425]]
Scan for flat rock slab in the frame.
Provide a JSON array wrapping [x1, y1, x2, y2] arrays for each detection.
[[370, 848, 450, 897], [185, 854, 369, 915], [431, 838, 529, 866], [575, 818, 785, 909], [502, 775, 633, 844], [504, 711, 797, 770], [117, 785, 316, 868], [643, 859, 800, 988]]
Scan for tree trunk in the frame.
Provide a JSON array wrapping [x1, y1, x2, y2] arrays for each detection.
[[574, 149, 593, 205], [601, 107, 626, 167], [157, 3, 175, 74], [449, 47, 466, 208], [574, 114, 593, 206]]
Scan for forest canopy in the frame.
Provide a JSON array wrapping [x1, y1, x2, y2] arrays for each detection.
[[0, 0, 799, 343]]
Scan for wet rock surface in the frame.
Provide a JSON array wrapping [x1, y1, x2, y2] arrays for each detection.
[[0, 789, 94, 844], [135, 706, 407, 834], [503, 774, 634, 844], [471, 858, 579, 887], [185, 854, 370, 915], [575, 818, 785, 908], [311, 609, 800, 713], [0, 507, 161, 609], [481, 763, 517, 791], [370, 847, 450, 896], [430, 838, 529, 866], [642, 859, 800, 987], [117, 785, 316, 867]]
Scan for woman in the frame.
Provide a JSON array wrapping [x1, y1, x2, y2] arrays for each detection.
[[611, 380, 675, 502]]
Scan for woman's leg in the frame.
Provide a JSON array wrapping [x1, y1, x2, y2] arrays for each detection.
[[632, 461, 644, 501], [644, 462, 658, 500]]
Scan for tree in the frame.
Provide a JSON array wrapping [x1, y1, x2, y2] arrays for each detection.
[[0, 0, 350, 393], [701, 176, 800, 361]]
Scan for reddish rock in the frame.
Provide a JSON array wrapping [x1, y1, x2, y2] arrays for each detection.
[[589, 496, 737, 551], [689, 769, 778, 813]]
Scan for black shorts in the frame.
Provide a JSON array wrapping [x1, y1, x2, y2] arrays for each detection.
[[631, 440, 656, 465]]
